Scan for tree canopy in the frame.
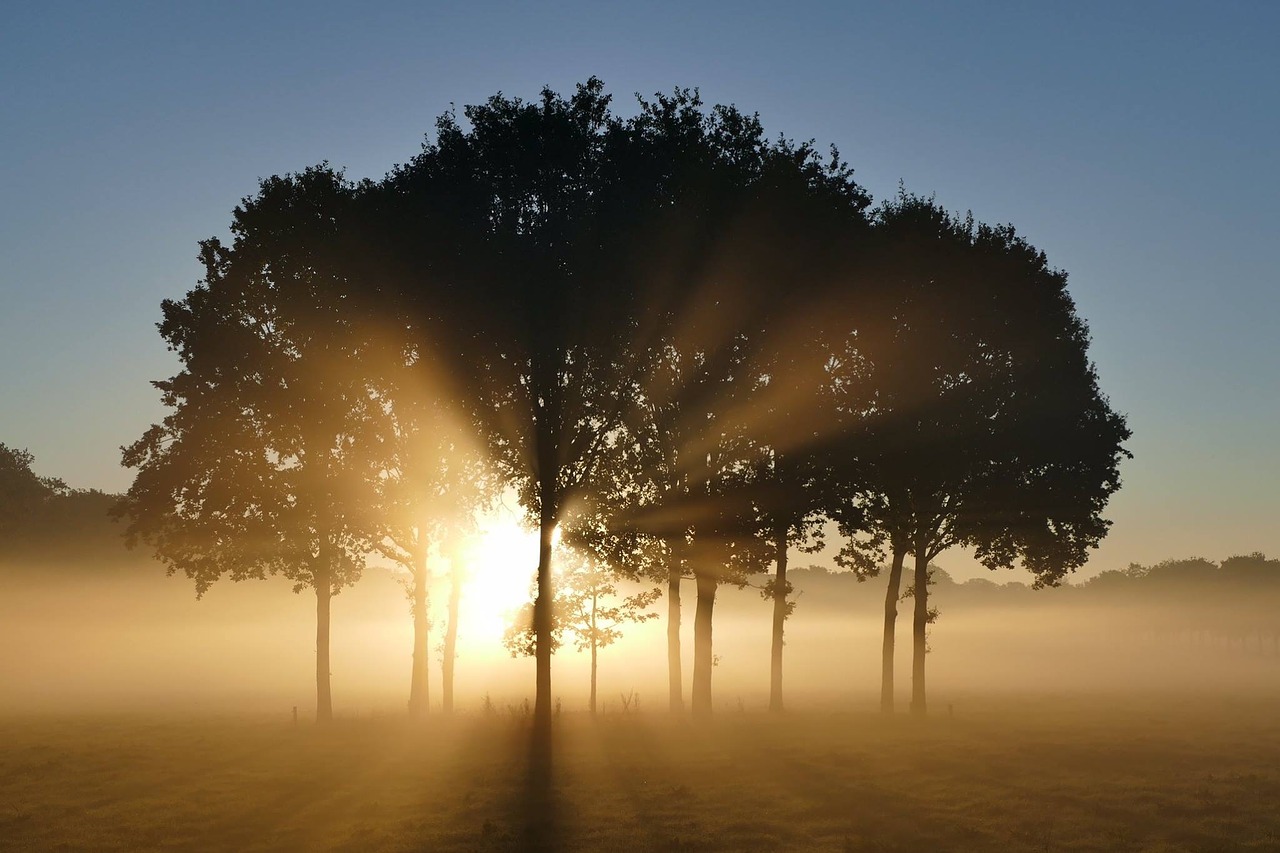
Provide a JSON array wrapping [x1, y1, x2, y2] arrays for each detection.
[[119, 77, 1130, 726], [117, 166, 390, 720], [826, 192, 1131, 711]]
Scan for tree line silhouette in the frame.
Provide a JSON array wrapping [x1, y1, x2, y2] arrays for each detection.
[[771, 555, 1280, 657], [15, 80, 1133, 728], [0, 443, 123, 569]]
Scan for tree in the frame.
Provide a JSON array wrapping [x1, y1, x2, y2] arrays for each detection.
[[439, 530, 469, 713], [116, 166, 385, 723], [617, 329, 784, 720], [833, 510, 905, 713], [384, 79, 661, 736], [755, 466, 827, 714], [829, 193, 1131, 714], [628, 365, 776, 721], [0, 443, 67, 548], [600, 87, 871, 716], [504, 546, 660, 713], [620, 340, 744, 714]]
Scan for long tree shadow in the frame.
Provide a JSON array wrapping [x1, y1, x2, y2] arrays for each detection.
[[501, 718, 558, 852]]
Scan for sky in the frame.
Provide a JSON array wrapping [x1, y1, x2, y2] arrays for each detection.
[[1, 1, 1276, 580]]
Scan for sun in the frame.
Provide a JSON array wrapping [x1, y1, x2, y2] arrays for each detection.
[[452, 511, 543, 649]]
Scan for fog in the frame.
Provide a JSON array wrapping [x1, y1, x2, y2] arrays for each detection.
[[4, 562, 1277, 717], [8, 560, 1280, 852]]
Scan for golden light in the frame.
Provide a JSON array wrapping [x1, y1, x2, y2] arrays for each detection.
[[452, 511, 551, 651]]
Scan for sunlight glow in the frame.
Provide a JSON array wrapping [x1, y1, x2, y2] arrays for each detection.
[[455, 512, 542, 650]]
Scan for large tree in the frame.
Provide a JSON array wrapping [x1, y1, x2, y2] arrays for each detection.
[[830, 193, 1131, 714], [605, 88, 872, 716], [382, 80, 652, 735], [117, 166, 385, 722]]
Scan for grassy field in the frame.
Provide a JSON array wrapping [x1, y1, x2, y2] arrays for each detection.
[[3, 695, 1280, 852]]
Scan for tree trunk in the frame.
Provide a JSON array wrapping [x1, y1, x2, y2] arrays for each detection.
[[769, 527, 788, 713], [315, 560, 333, 723], [533, 510, 555, 734], [589, 590, 599, 715], [910, 550, 929, 716], [691, 571, 717, 719], [408, 546, 429, 719], [881, 547, 907, 713], [589, 643, 598, 717], [442, 554, 461, 714], [667, 560, 683, 713]]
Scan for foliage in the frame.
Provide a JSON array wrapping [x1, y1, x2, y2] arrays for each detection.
[[828, 192, 1131, 579], [114, 77, 1133, 721], [759, 577, 796, 619], [116, 166, 384, 597], [0, 443, 66, 535], [503, 546, 661, 658], [0, 445, 127, 569]]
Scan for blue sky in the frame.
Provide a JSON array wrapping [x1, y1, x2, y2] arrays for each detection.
[[2, 1, 1276, 577]]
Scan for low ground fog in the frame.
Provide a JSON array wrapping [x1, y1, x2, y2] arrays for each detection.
[[3, 562, 1276, 717]]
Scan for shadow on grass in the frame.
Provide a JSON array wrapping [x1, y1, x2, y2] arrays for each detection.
[[497, 718, 558, 852]]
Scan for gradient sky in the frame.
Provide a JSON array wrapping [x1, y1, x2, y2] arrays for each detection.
[[2, 1, 1276, 579]]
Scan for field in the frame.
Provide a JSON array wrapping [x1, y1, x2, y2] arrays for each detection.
[[4, 695, 1280, 852]]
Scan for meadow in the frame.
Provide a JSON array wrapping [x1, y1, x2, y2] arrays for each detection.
[[4, 694, 1280, 852]]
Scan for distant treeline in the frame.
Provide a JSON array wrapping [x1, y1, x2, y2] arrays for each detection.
[[753, 555, 1280, 654], [0, 442, 130, 571], [0, 488, 128, 570], [768, 553, 1280, 614]]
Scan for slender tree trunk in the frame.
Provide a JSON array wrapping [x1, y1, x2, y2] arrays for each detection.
[[533, 509, 555, 734], [881, 547, 907, 713], [442, 556, 461, 714], [315, 557, 333, 723], [667, 560, 683, 713], [769, 526, 789, 713], [589, 591, 599, 715], [910, 550, 929, 716], [408, 546, 429, 719], [691, 571, 717, 719], [589, 645, 598, 717]]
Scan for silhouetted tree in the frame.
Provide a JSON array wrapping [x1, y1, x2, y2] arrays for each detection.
[[606, 87, 871, 715], [621, 340, 746, 714], [826, 333, 914, 713], [634, 379, 775, 721], [829, 193, 1131, 714], [734, 161, 870, 714], [117, 166, 385, 723], [383, 79, 667, 734], [620, 335, 778, 719]]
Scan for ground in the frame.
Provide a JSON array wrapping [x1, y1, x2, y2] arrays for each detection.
[[3, 695, 1280, 852]]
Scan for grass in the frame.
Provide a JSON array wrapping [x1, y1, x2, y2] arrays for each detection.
[[3, 695, 1280, 851]]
